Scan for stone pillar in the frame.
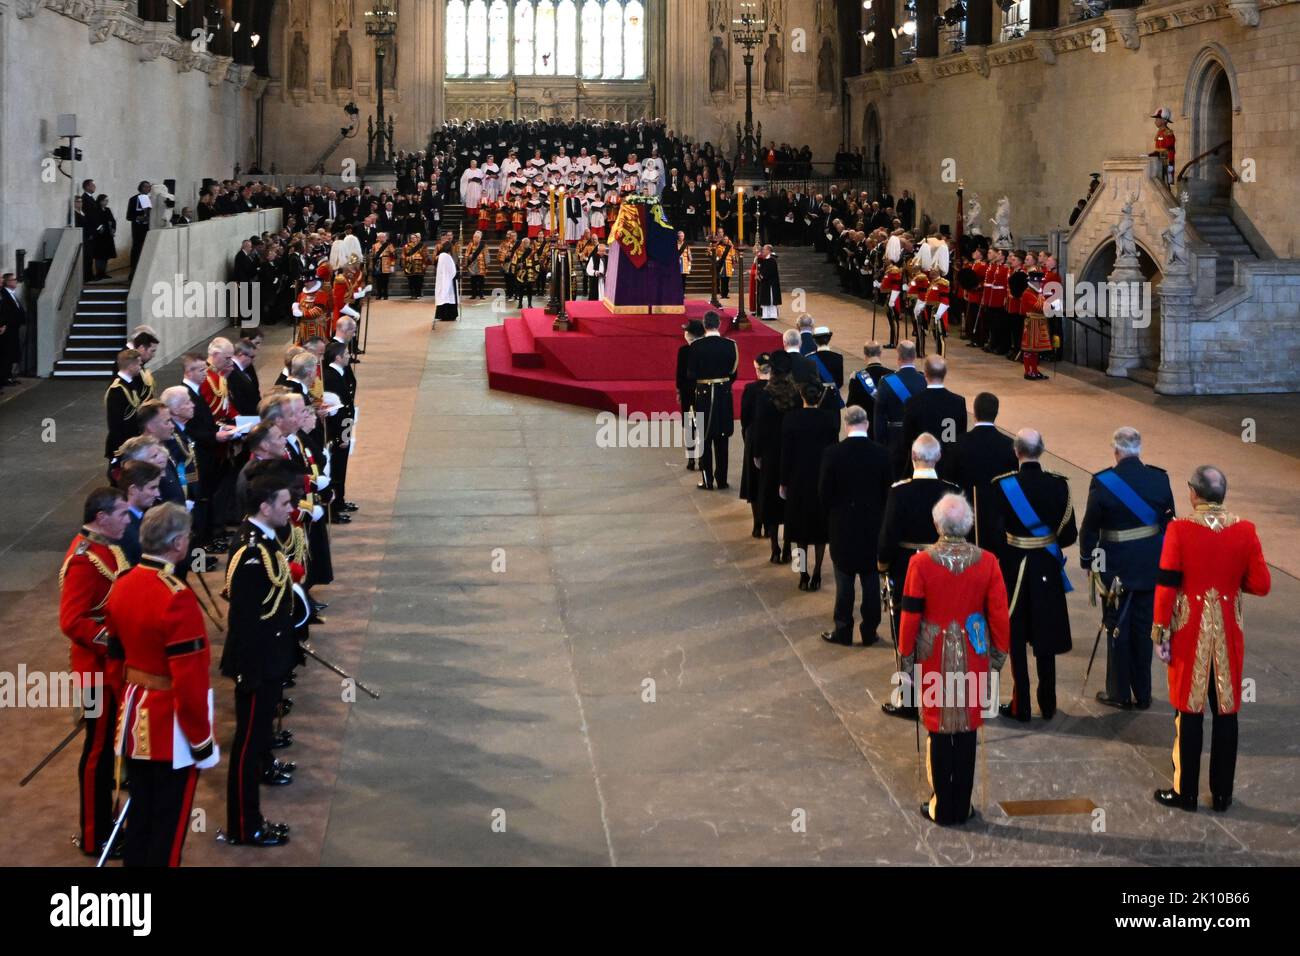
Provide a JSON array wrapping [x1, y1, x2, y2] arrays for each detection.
[[1105, 252, 1144, 378], [1155, 268, 1196, 394]]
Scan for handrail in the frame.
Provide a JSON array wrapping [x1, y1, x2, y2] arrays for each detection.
[[1176, 139, 1233, 183], [1063, 312, 1111, 371]]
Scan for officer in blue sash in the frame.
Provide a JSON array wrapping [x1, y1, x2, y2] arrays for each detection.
[[846, 341, 891, 435], [990, 428, 1077, 722], [872, 341, 925, 478], [1078, 427, 1175, 710]]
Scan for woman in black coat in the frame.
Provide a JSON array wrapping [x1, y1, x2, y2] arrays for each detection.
[[92, 195, 117, 280], [752, 354, 802, 564], [738, 353, 772, 536], [779, 381, 840, 591]]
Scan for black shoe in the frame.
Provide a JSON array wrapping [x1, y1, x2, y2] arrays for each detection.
[[807, 573, 821, 592], [716, 482, 730, 490], [261, 769, 294, 786], [271, 730, 294, 750], [1134, 699, 1152, 711], [918, 803, 933, 822], [263, 820, 291, 836], [226, 828, 289, 847], [282, 676, 295, 689], [331, 511, 352, 523], [1211, 794, 1232, 813], [798, 572, 810, 591], [820, 631, 852, 646], [311, 600, 329, 612], [1154, 788, 1197, 812], [769, 549, 782, 564], [342, 502, 359, 512], [88, 836, 125, 860], [751, 525, 763, 538], [882, 703, 918, 720], [999, 703, 1030, 723], [686, 460, 695, 471], [696, 480, 714, 490], [268, 758, 296, 774], [860, 634, 880, 647], [1095, 692, 1133, 711], [1040, 706, 1056, 720], [307, 612, 327, 626]]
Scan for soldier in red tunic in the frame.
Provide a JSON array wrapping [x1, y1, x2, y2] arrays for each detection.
[[293, 263, 333, 344], [877, 264, 905, 349], [1151, 108, 1176, 186], [106, 503, 217, 867], [899, 494, 1011, 825], [1152, 466, 1270, 813], [59, 486, 132, 858]]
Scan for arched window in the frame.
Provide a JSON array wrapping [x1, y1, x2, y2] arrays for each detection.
[[446, 0, 645, 79]]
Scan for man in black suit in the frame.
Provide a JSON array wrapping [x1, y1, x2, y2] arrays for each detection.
[[322, 341, 359, 519], [845, 341, 890, 436], [233, 239, 258, 283], [226, 340, 261, 417], [0, 273, 25, 387], [877, 433, 960, 719], [812, 326, 843, 394], [989, 429, 1078, 722], [872, 340, 925, 478], [686, 311, 739, 490], [779, 329, 820, 387], [1078, 426, 1176, 711], [180, 352, 230, 550], [137, 401, 186, 507], [125, 181, 153, 280], [80, 179, 101, 281], [902, 354, 968, 474], [819, 406, 893, 646], [676, 320, 701, 472], [943, 391, 1017, 549], [117, 460, 162, 567]]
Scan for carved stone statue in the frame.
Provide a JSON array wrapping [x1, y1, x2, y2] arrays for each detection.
[[990, 196, 1012, 249], [1112, 194, 1138, 261], [1161, 203, 1188, 268], [709, 35, 728, 93], [332, 31, 353, 90], [762, 33, 783, 93], [965, 194, 982, 235], [707, 0, 725, 32], [816, 0, 836, 35], [289, 31, 309, 90], [289, 0, 310, 30], [333, 0, 353, 30], [816, 35, 835, 93]]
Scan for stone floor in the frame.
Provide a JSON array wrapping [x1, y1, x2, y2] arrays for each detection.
[[1, 285, 1298, 867]]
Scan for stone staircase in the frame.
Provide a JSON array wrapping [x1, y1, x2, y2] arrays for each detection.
[[1188, 205, 1258, 293], [51, 283, 129, 379]]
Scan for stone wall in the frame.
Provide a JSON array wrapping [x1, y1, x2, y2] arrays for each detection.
[[846, 0, 1300, 257], [0, 3, 256, 274], [1186, 260, 1300, 393]]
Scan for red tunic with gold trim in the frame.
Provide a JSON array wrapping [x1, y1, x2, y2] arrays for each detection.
[[59, 529, 129, 681], [1018, 290, 1053, 352], [1154, 128, 1176, 172], [980, 263, 1008, 309], [899, 538, 1011, 733], [879, 266, 904, 315], [1152, 505, 1270, 715], [907, 272, 930, 312], [295, 286, 331, 343], [106, 557, 214, 763], [200, 367, 233, 423], [925, 277, 950, 329]]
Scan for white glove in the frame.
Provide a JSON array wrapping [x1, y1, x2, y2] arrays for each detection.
[[872, 280, 881, 289], [342, 305, 360, 318], [936, 304, 949, 321], [311, 504, 324, 522], [196, 743, 221, 771], [914, 300, 926, 318], [291, 302, 304, 317], [314, 473, 331, 490], [888, 291, 899, 308]]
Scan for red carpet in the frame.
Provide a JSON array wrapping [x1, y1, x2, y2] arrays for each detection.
[[485, 300, 784, 413]]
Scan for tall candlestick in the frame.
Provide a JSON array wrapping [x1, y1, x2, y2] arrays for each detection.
[[736, 187, 744, 247], [557, 188, 565, 238], [548, 187, 555, 235], [710, 185, 717, 236]]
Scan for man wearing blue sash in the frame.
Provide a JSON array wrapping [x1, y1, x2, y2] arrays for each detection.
[[1079, 427, 1175, 710], [845, 341, 891, 435], [991, 429, 1077, 722], [873, 341, 925, 479]]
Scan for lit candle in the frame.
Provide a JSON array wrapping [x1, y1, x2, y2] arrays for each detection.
[[736, 187, 744, 246], [710, 184, 717, 236]]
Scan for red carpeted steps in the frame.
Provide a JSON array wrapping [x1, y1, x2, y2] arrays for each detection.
[[486, 299, 784, 414]]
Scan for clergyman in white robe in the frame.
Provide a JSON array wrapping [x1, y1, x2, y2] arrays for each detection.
[[433, 249, 459, 324]]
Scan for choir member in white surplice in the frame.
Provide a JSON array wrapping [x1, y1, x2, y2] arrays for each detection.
[[433, 238, 459, 325]]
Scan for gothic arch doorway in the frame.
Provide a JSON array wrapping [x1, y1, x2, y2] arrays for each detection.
[[862, 103, 882, 194], [1182, 46, 1240, 206], [1071, 239, 1164, 375]]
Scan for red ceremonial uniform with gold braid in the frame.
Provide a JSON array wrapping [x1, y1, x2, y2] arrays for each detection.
[[899, 539, 1011, 734], [1018, 290, 1054, 353], [59, 529, 129, 680], [200, 367, 232, 422], [107, 557, 215, 763], [925, 277, 951, 329], [1152, 505, 1270, 715], [296, 282, 332, 343]]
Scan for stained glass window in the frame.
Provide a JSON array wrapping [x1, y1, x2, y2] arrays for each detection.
[[446, 0, 467, 76], [446, 0, 644, 79], [467, 0, 489, 75], [489, 0, 510, 76]]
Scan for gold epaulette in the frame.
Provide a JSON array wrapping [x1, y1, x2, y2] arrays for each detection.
[[157, 571, 187, 595], [991, 470, 1018, 483]]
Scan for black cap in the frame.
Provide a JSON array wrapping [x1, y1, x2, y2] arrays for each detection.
[[682, 319, 705, 337]]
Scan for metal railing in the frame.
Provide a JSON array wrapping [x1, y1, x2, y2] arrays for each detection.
[[1064, 313, 1111, 371]]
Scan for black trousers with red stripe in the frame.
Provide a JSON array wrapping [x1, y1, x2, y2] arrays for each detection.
[[124, 761, 199, 867], [227, 683, 278, 840], [78, 683, 118, 855]]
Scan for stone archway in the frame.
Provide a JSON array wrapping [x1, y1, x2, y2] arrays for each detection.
[[862, 103, 882, 194], [1181, 45, 1240, 206], [1072, 238, 1164, 375]]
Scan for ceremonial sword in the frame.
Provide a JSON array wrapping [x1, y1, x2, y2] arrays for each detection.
[[18, 716, 86, 786]]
